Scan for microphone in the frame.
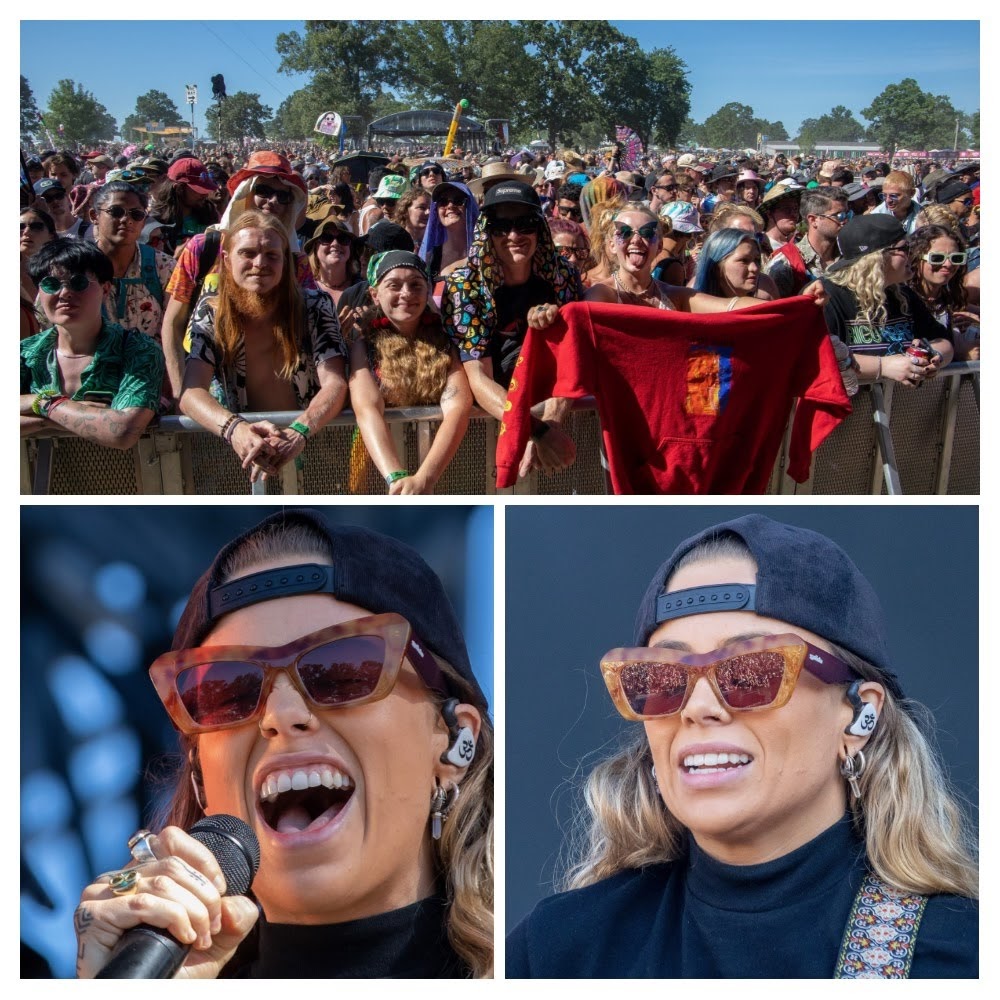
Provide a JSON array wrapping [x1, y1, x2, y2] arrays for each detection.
[[96, 814, 260, 979]]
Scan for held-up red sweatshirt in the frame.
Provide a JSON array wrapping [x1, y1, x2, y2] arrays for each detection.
[[496, 298, 851, 493]]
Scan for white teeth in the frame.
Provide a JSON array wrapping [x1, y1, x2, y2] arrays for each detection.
[[259, 765, 354, 800], [683, 752, 752, 768]]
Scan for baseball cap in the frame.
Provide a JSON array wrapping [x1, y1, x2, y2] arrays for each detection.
[[167, 157, 217, 195], [482, 181, 542, 214], [657, 200, 703, 234], [170, 508, 488, 710], [827, 215, 906, 274], [33, 177, 65, 196], [632, 513, 901, 696]]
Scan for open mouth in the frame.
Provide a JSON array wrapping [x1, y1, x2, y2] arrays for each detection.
[[258, 767, 355, 834], [683, 751, 753, 774]]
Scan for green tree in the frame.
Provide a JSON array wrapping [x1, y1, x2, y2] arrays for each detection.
[[390, 21, 532, 123], [275, 22, 398, 126], [701, 102, 757, 149], [121, 89, 187, 141], [597, 38, 691, 149], [795, 105, 865, 151], [44, 79, 117, 143], [209, 92, 273, 142], [21, 75, 43, 138], [751, 119, 789, 144], [676, 116, 703, 148], [861, 78, 965, 153], [969, 110, 979, 148]]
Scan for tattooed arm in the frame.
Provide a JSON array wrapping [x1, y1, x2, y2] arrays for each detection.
[[21, 399, 155, 449]]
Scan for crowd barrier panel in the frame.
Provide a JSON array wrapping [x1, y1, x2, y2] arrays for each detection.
[[21, 363, 979, 496]]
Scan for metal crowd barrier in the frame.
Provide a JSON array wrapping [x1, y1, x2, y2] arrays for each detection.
[[21, 363, 979, 496]]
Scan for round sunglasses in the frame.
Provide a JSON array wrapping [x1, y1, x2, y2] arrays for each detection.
[[99, 205, 147, 223], [38, 274, 97, 294], [613, 220, 660, 243]]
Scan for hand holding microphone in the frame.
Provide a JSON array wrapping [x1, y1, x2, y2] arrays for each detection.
[[76, 815, 260, 979]]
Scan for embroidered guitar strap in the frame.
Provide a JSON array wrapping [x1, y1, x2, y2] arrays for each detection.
[[834, 872, 928, 978]]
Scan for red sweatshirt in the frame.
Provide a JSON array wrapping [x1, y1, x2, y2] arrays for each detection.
[[496, 298, 850, 493]]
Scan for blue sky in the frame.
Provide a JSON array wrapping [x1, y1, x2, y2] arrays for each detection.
[[20, 17, 980, 141]]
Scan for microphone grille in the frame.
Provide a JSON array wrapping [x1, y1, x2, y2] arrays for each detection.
[[189, 814, 261, 897]]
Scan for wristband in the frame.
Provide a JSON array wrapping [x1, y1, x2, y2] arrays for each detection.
[[289, 420, 310, 438], [385, 470, 409, 485], [220, 413, 246, 444], [530, 417, 551, 442], [32, 389, 68, 418]]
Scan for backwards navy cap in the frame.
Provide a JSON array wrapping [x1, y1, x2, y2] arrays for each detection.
[[171, 508, 487, 710], [633, 514, 903, 698]]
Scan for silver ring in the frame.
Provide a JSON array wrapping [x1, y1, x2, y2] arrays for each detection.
[[128, 828, 157, 865]]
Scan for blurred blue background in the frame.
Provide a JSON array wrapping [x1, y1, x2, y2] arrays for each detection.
[[505, 505, 978, 934], [20, 504, 493, 978]]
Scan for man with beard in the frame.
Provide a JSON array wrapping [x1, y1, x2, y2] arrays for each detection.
[[161, 151, 316, 402], [178, 210, 347, 482]]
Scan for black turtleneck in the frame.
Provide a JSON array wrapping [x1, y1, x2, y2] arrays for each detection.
[[507, 815, 977, 978], [224, 895, 467, 978]]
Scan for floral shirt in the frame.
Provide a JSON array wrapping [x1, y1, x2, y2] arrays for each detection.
[[20, 321, 165, 412], [102, 245, 176, 343], [186, 289, 346, 413]]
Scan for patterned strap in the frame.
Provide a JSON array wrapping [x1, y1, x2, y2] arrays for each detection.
[[834, 872, 928, 978]]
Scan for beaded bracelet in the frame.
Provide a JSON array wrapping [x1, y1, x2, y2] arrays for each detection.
[[220, 413, 246, 444], [385, 470, 409, 485], [289, 420, 310, 438]]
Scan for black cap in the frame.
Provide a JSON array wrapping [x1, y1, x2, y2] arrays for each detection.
[[171, 509, 488, 710], [368, 249, 429, 287], [934, 177, 972, 204], [827, 214, 906, 274], [482, 180, 542, 214], [710, 163, 737, 184], [632, 514, 902, 697], [362, 220, 414, 254]]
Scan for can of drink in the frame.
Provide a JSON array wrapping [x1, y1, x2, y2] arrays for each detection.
[[905, 342, 931, 365]]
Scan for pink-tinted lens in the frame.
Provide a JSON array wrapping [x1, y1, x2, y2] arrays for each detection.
[[714, 651, 786, 709], [177, 661, 265, 727], [297, 635, 386, 705], [620, 661, 688, 716]]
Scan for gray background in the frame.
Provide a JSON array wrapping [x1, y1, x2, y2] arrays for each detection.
[[505, 505, 978, 932]]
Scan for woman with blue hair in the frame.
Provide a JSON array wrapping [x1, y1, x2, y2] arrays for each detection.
[[691, 228, 772, 303], [419, 180, 479, 284]]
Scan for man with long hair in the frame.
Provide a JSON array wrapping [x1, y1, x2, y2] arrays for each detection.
[[179, 210, 347, 482]]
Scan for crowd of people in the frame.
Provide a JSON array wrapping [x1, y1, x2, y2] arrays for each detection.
[[19, 139, 981, 492]]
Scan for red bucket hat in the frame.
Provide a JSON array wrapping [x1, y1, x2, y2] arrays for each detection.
[[227, 150, 308, 198]]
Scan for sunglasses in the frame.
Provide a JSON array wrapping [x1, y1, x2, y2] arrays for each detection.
[[149, 613, 447, 735], [557, 204, 582, 219], [39, 274, 96, 294], [42, 190, 66, 202], [922, 251, 967, 267], [100, 206, 147, 223], [883, 244, 909, 257], [613, 221, 660, 243], [255, 183, 293, 205], [118, 169, 152, 183], [654, 184, 679, 195], [486, 215, 541, 236], [556, 245, 587, 260], [955, 198, 974, 208], [318, 232, 354, 247], [436, 195, 466, 209], [821, 211, 851, 223], [20, 220, 46, 233], [601, 633, 858, 721], [420, 168, 444, 178]]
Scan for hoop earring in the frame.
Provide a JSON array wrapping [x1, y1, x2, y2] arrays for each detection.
[[839, 748, 867, 801]]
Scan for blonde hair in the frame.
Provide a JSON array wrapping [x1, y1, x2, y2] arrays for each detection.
[[825, 250, 909, 329], [916, 204, 961, 230], [154, 519, 494, 977], [362, 310, 453, 406], [884, 170, 916, 194], [709, 202, 764, 233], [559, 535, 978, 901], [216, 210, 303, 380]]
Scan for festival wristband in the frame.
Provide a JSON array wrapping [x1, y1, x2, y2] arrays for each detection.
[[385, 470, 409, 485], [32, 390, 68, 418], [289, 420, 310, 438], [530, 417, 551, 441]]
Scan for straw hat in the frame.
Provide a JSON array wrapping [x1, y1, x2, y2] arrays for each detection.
[[467, 159, 523, 198]]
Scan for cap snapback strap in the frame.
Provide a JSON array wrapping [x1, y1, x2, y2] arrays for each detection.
[[656, 584, 757, 623], [208, 563, 338, 619]]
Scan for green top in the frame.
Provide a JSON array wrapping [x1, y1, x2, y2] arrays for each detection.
[[20, 321, 165, 413]]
